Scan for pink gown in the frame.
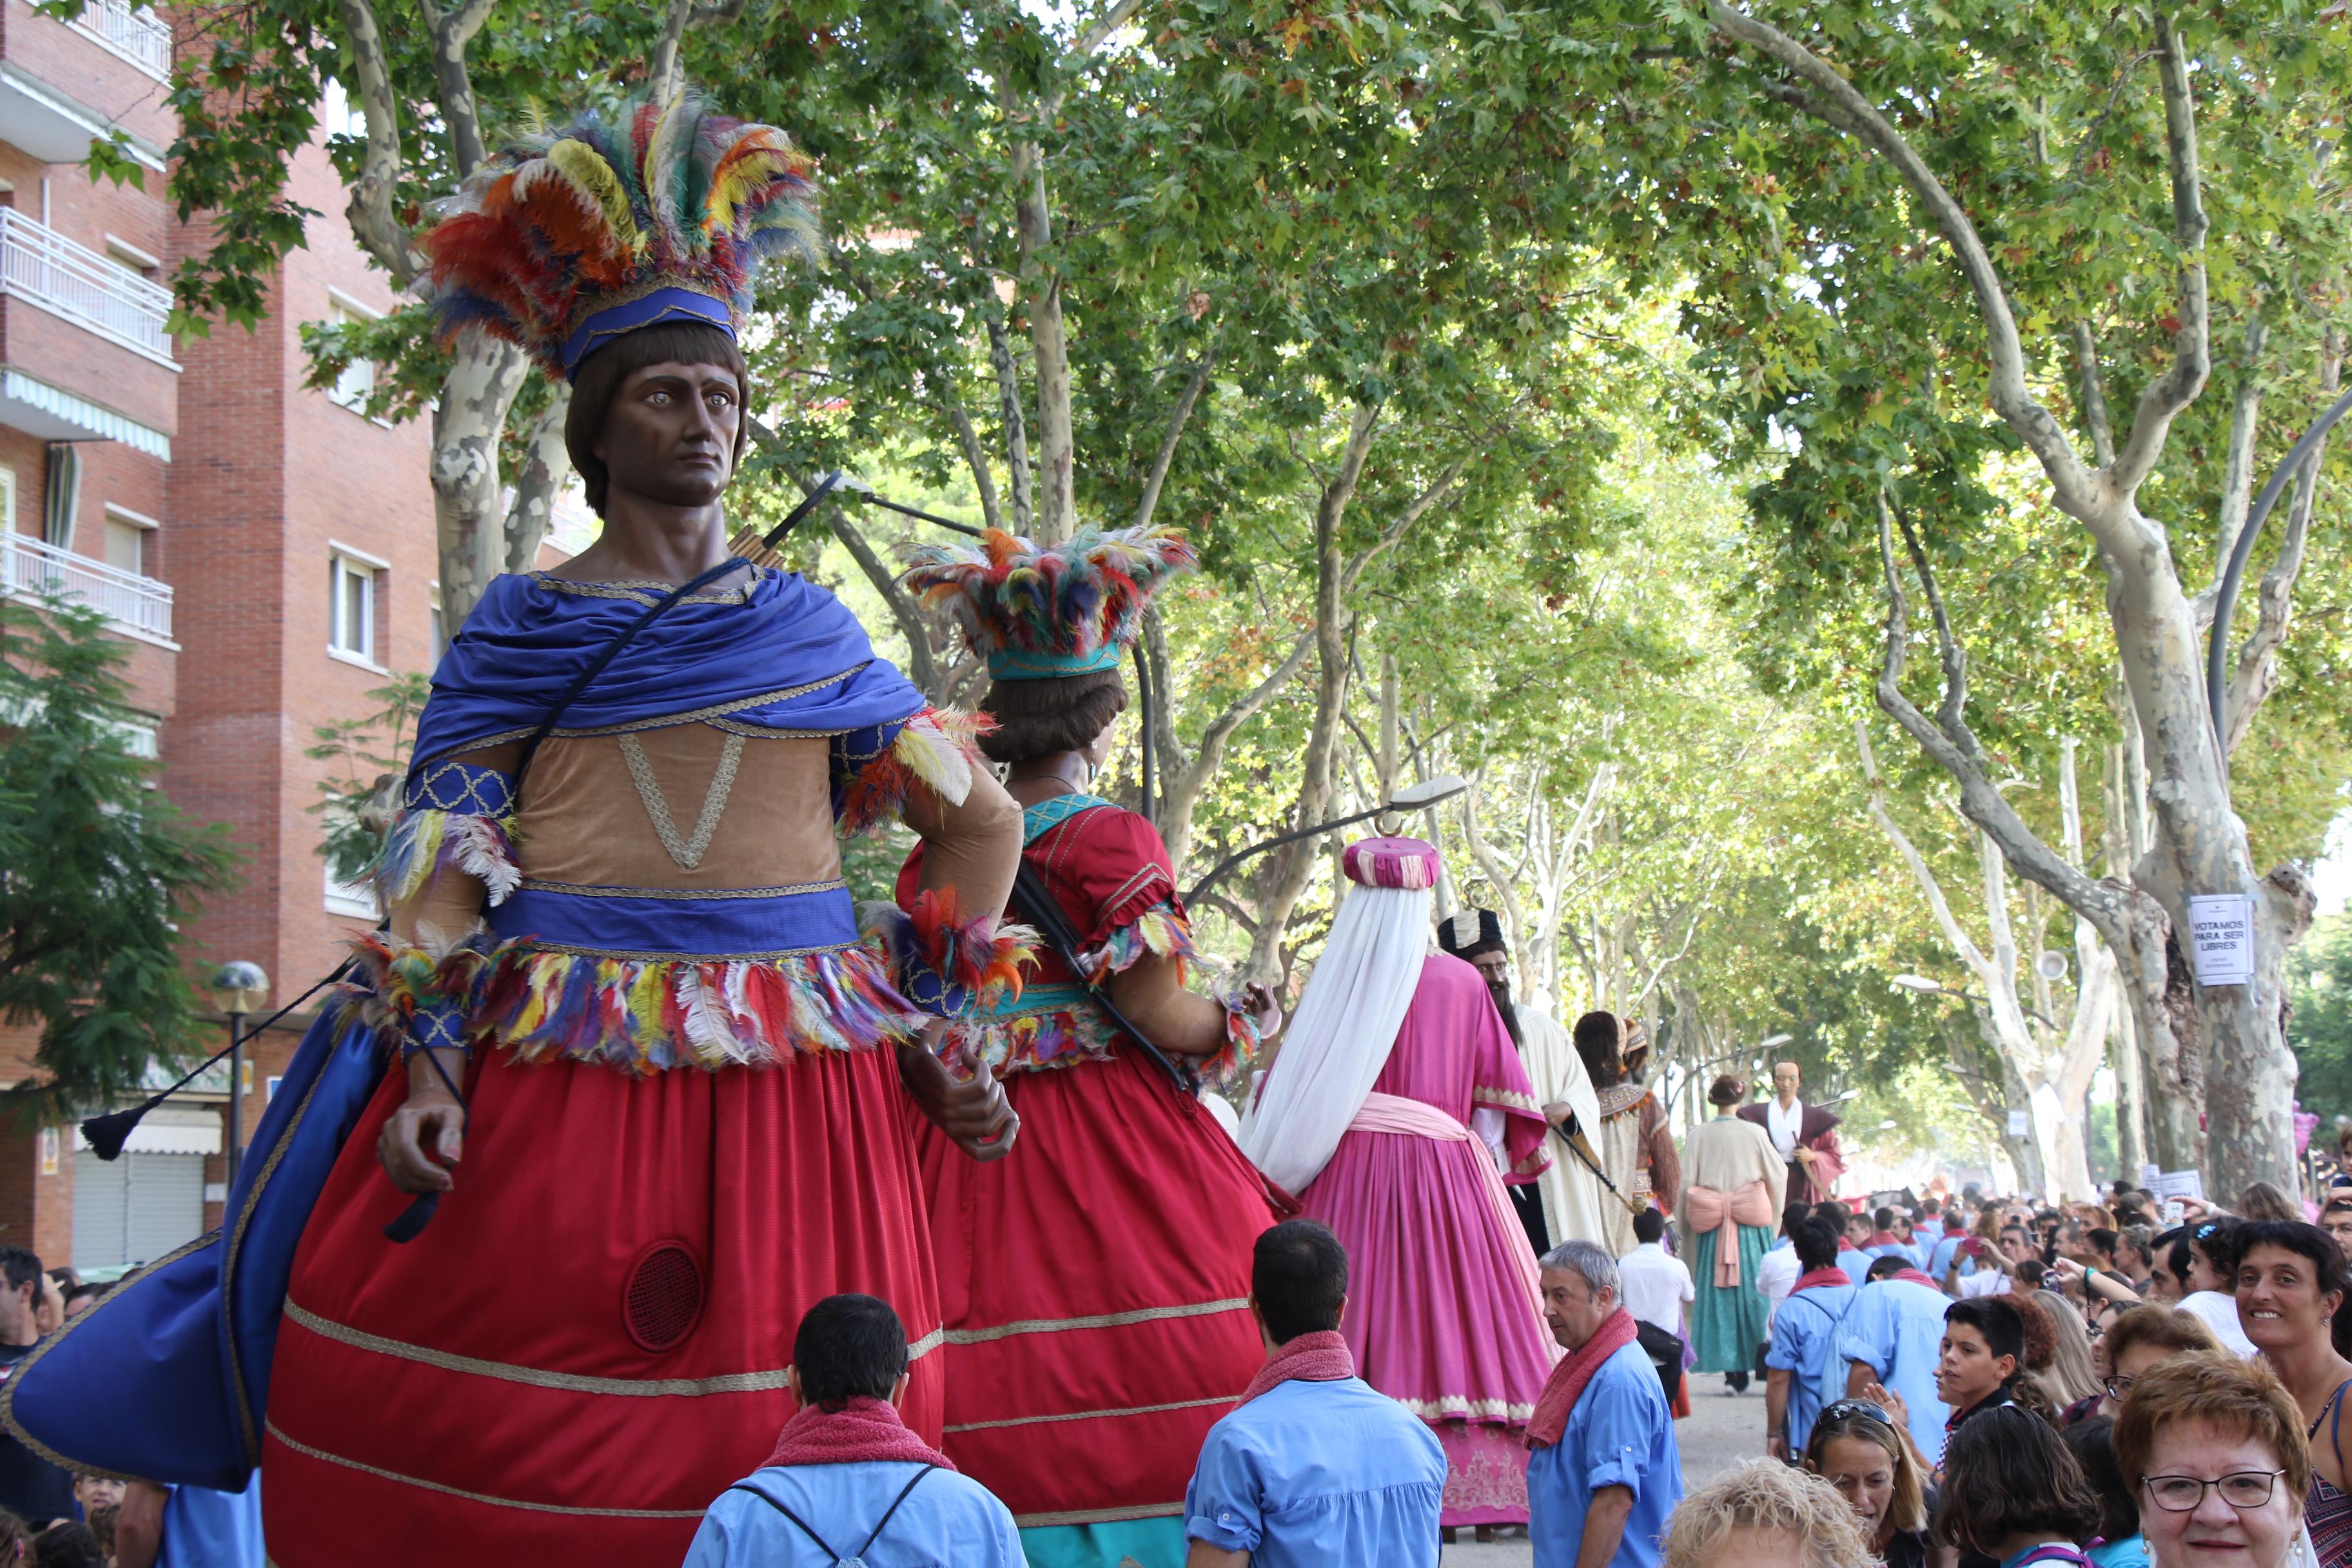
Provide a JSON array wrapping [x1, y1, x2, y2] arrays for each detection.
[[1300, 952, 1556, 1527]]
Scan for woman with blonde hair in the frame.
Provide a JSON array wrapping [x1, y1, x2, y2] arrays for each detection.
[[1662, 1458, 1874, 1568], [2032, 1288, 2106, 1414], [1805, 1398, 1941, 1568], [2112, 1353, 2310, 1568]]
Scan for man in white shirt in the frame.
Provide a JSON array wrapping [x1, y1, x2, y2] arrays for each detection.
[[1946, 1224, 2035, 1299], [1618, 1209, 1694, 1410], [1754, 1203, 1809, 1329]]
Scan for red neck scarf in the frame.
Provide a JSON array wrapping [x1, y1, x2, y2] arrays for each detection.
[[1239, 1329, 1356, 1407], [762, 1397, 957, 1473], [1527, 1308, 1638, 1450], [1865, 1231, 1903, 1250], [1889, 1268, 1940, 1290], [1792, 1267, 1854, 1293]]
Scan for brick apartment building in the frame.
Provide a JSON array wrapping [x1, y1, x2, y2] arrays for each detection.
[[0, 5, 446, 1272]]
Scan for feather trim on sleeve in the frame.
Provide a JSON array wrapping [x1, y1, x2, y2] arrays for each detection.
[[1075, 902, 1198, 984], [859, 887, 1037, 1017], [836, 708, 994, 836]]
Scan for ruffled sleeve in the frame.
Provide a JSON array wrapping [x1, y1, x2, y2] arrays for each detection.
[[831, 707, 994, 836], [377, 758, 521, 907]]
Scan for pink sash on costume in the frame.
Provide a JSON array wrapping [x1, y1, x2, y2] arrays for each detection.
[[1349, 1091, 1544, 1311], [1683, 1180, 1776, 1287]]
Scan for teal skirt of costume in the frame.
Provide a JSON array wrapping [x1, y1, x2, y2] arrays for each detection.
[[1690, 1225, 1772, 1373]]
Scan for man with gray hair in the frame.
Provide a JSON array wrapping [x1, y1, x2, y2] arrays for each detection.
[[1524, 1240, 1682, 1568]]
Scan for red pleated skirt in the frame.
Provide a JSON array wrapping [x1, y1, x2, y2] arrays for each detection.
[[916, 1048, 1275, 1529], [262, 1045, 940, 1566]]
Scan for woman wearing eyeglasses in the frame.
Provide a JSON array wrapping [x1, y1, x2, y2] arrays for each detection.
[[2233, 1221, 2352, 1566], [1805, 1399, 1946, 1568], [2113, 1353, 2311, 1568], [2096, 1308, 2224, 1419]]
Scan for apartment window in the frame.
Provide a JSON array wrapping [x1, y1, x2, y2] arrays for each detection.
[[324, 295, 378, 413], [324, 859, 380, 919], [103, 505, 157, 578], [104, 236, 161, 281], [428, 582, 446, 669], [320, 78, 371, 142], [0, 466, 17, 534], [328, 547, 382, 665]]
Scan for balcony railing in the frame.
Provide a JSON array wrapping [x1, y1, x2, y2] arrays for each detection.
[[0, 209, 175, 364], [1, 530, 173, 642], [70, 0, 172, 78]]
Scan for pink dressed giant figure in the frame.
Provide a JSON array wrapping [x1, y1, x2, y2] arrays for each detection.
[[1240, 838, 1560, 1533]]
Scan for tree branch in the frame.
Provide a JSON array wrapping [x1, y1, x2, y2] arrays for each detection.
[[942, 398, 1006, 533], [2109, 10, 2213, 496], [1069, 0, 1150, 62], [422, 0, 500, 177], [333, 0, 418, 285], [1133, 348, 1215, 533], [1705, 0, 2101, 518], [2070, 322, 2116, 469], [983, 303, 1035, 533], [1341, 458, 1464, 598], [828, 507, 943, 698], [2226, 329, 2342, 752]]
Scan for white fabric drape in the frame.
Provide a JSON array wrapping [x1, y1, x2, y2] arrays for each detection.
[[1239, 881, 1432, 1193]]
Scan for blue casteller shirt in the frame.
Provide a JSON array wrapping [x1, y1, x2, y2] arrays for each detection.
[[1838, 1246, 1876, 1288], [1764, 1281, 1858, 1453], [157, 1473, 264, 1568], [685, 1461, 1024, 1568], [1928, 1233, 1975, 1280], [1529, 1341, 1682, 1568], [1184, 1376, 1445, 1567], [1836, 1279, 1954, 1465]]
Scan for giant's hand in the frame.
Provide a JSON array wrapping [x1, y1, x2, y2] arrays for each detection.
[[378, 1079, 465, 1194], [1242, 981, 1284, 1044], [902, 1037, 1020, 1162]]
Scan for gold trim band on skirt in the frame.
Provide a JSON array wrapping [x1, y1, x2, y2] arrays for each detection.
[[284, 1300, 943, 1398], [942, 1297, 1250, 1346], [944, 1394, 1235, 1435], [265, 1421, 709, 1519]]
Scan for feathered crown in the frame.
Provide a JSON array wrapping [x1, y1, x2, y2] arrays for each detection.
[[419, 86, 818, 380], [898, 525, 1198, 681]]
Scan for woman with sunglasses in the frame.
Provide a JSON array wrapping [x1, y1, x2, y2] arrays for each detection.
[[2113, 1353, 2311, 1568], [2233, 1220, 2352, 1565], [1806, 1399, 1947, 1568]]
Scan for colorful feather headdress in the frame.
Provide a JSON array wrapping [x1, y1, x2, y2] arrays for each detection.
[[898, 525, 1199, 681], [419, 86, 819, 380]]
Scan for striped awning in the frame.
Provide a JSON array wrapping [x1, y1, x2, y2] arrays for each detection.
[[0, 368, 170, 458]]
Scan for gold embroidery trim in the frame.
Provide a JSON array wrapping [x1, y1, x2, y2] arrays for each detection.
[[519, 878, 848, 901], [527, 565, 761, 605], [1473, 1086, 1543, 1114], [943, 1394, 1235, 1435], [1392, 1395, 1537, 1421], [419, 665, 874, 755], [266, 1421, 711, 1518], [284, 1300, 944, 1397], [942, 1297, 1250, 1346], [618, 731, 743, 871], [502, 939, 861, 963], [1015, 1504, 1188, 1528]]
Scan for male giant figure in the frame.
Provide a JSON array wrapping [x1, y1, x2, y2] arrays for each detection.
[[1737, 1060, 1844, 1207], [1437, 909, 1607, 1255]]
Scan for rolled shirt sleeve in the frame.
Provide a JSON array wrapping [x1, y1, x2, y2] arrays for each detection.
[[1579, 1369, 1656, 1500], [1184, 1426, 1266, 1554]]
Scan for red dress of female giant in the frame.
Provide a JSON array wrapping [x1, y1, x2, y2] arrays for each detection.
[[895, 526, 1281, 1568]]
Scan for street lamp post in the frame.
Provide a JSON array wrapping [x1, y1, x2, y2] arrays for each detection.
[[1184, 775, 1471, 908], [209, 962, 269, 1186]]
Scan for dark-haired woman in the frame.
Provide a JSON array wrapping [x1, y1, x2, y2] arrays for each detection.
[[2237, 1220, 2352, 1565], [2063, 1417, 2147, 1568], [894, 526, 1284, 1568], [1934, 1406, 2102, 1568]]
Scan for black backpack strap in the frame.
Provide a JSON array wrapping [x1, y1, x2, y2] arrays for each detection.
[[854, 1464, 937, 1558], [1006, 860, 1193, 1095], [725, 1482, 841, 1558]]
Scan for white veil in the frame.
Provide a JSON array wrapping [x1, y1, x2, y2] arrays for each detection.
[[1239, 880, 1432, 1193]]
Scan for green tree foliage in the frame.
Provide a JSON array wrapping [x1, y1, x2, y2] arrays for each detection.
[[2289, 910, 2352, 1121], [0, 600, 238, 1117], [306, 672, 431, 885]]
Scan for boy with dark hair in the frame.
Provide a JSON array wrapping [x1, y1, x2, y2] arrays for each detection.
[[1184, 1220, 1446, 1565], [1934, 1297, 2029, 1438], [685, 1295, 1021, 1566]]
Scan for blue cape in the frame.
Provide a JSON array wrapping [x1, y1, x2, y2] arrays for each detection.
[[412, 565, 927, 770]]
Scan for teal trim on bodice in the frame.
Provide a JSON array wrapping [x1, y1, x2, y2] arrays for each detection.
[[1021, 793, 1114, 845]]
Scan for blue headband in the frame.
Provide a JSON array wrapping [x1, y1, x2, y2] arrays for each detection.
[[986, 645, 1123, 681], [562, 287, 736, 378]]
